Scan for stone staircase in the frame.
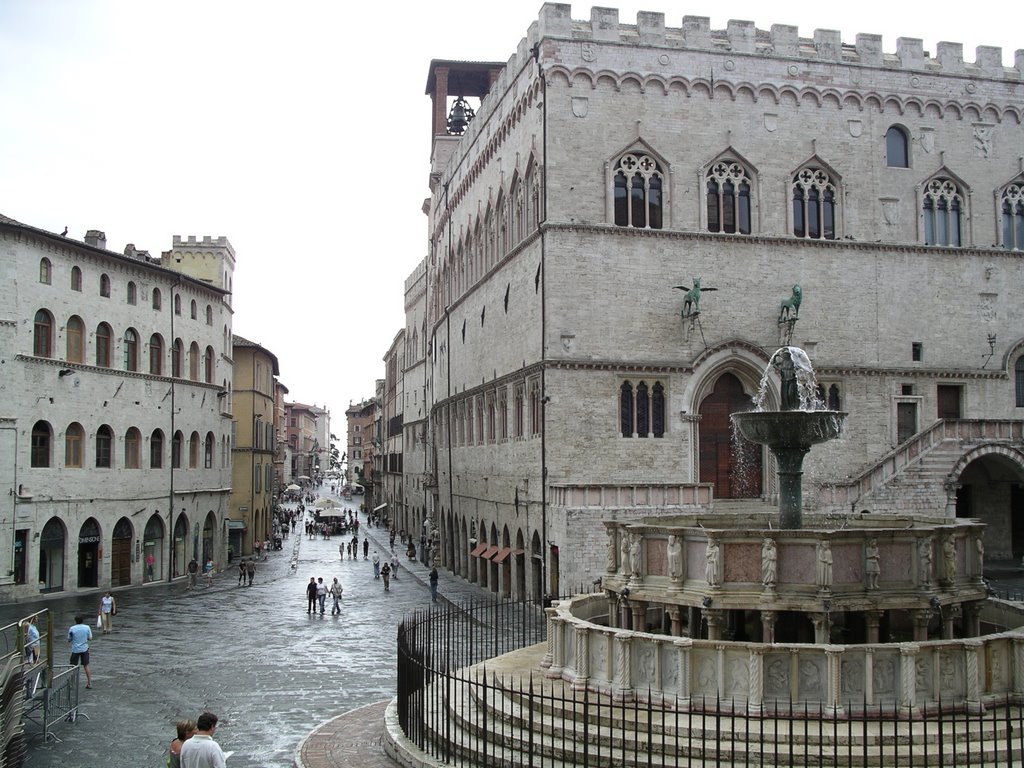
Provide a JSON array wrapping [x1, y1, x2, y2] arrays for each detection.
[[400, 645, 1024, 767], [816, 419, 1024, 515]]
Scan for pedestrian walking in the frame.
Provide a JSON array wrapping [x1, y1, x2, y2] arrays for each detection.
[[338, 543, 344, 561], [390, 551, 400, 580], [98, 590, 116, 634], [67, 615, 93, 689], [372, 551, 380, 579], [168, 718, 196, 768], [329, 577, 343, 614], [363, 537, 369, 559], [263, 538, 271, 558], [306, 577, 318, 614], [245, 558, 256, 586], [316, 577, 327, 614], [178, 711, 227, 768], [22, 618, 39, 663], [237, 559, 247, 586], [186, 557, 199, 591], [203, 558, 216, 588], [380, 561, 391, 591], [429, 566, 439, 602]]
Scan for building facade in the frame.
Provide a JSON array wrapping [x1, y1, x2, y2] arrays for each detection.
[[228, 334, 280, 558], [0, 217, 233, 599], [284, 402, 318, 484], [382, 331, 405, 531], [345, 397, 377, 489], [407, 4, 1024, 599]]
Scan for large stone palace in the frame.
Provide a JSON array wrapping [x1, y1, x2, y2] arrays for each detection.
[[383, 3, 1024, 599]]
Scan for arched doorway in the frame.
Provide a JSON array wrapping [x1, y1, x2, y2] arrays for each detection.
[[173, 513, 189, 577], [698, 372, 762, 499], [143, 514, 164, 582], [954, 450, 1024, 561], [202, 512, 216, 565], [78, 518, 101, 588], [39, 517, 65, 592], [111, 517, 133, 587]]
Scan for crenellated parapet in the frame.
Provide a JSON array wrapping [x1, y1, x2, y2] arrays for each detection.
[[533, 4, 1023, 79]]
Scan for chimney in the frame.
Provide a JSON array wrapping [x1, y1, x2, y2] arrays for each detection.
[[84, 230, 107, 249], [124, 243, 136, 258]]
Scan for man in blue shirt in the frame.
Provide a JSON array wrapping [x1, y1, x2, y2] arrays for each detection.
[[67, 615, 93, 689]]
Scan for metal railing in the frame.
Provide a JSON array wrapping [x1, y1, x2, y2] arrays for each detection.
[[396, 597, 1024, 766]]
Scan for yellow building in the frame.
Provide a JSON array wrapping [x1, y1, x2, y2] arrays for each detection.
[[229, 334, 280, 559]]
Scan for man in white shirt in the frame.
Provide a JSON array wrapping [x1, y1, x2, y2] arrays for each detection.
[[179, 711, 227, 768]]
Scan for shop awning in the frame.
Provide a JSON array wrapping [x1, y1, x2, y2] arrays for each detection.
[[469, 542, 488, 557], [481, 545, 499, 560], [227, 520, 247, 530], [373, 503, 388, 512], [492, 547, 512, 564]]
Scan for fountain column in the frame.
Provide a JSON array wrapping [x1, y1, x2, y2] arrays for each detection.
[[776, 446, 810, 529]]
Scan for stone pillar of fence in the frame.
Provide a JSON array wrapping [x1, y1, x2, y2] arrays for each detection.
[[748, 647, 764, 715], [825, 646, 845, 717], [614, 631, 633, 701], [545, 610, 565, 678], [899, 644, 919, 716], [965, 639, 983, 713], [541, 605, 557, 669], [674, 637, 692, 705], [1013, 636, 1024, 703], [573, 627, 590, 690]]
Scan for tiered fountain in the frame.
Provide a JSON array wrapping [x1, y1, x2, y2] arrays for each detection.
[[732, 346, 845, 529], [541, 346, 1003, 716]]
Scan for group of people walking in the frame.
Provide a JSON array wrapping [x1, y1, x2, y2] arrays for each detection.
[[306, 576, 344, 615], [168, 711, 228, 768]]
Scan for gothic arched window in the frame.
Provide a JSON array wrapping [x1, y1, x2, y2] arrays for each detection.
[[792, 166, 838, 240], [613, 152, 664, 229], [707, 161, 752, 234], [1001, 181, 1024, 251], [922, 178, 963, 247]]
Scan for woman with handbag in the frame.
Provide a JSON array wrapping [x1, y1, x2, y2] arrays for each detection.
[[98, 591, 116, 634]]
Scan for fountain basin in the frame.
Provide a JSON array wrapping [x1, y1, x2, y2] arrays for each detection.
[[731, 410, 846, 449]]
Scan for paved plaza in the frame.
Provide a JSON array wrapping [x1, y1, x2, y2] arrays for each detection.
[[5, 488, 1024, 768], [0, 490, 491, 768]]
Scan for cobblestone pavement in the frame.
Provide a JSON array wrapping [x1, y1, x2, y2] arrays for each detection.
[[0, 489, 494, 768], [6, 497, 1024, 768]]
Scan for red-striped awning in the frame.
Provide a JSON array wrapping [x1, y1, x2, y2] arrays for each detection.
[[492, 547, 512, 564], [481, 545, 500, 560], [469, 542, 488, 557]]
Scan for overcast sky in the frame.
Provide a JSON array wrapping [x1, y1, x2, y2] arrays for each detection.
[[2, 1, 1020, 420]]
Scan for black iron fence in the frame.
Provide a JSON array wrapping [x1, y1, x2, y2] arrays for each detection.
[[396, 597, 1024, 767]]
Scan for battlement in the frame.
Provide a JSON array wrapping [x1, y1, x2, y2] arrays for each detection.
[[173, 234, 233, 249], [533, 3, 1023, 76]]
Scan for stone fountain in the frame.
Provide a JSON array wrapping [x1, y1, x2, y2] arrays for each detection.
[[732, 346, 845, 528]]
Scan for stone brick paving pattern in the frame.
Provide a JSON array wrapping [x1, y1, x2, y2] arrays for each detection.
[[6, 484, 1024, 768], [0, 489, 496, 768]]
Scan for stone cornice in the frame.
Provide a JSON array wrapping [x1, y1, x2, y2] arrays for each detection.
[[542, 221, 1024, 260]]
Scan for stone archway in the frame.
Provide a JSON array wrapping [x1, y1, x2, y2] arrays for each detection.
[[697, 372, 762, 499], [950, 445, 1024, 561], [111, 517, 133, 587]]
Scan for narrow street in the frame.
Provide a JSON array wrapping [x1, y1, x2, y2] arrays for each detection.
[[0, 491, 489, 768]]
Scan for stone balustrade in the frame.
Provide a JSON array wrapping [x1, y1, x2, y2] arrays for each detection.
[[543, 594, 1024, 715]]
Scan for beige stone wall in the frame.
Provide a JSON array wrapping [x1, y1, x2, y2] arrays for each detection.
[[416, 5, 1024, 595]]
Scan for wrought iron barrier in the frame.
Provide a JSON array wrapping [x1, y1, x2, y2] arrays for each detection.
[[397, 596, 1024, 767]]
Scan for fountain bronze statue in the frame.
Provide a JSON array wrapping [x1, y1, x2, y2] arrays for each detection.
[[732, 346, 845, 528]]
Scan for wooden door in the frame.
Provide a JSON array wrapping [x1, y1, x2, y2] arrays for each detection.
[[111, 537, 132, 586], [698, 373, 762, 499], [937, 385, 962, 419]]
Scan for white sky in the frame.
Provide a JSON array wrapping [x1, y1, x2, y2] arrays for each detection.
[[2, 1, 1021, 418]]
